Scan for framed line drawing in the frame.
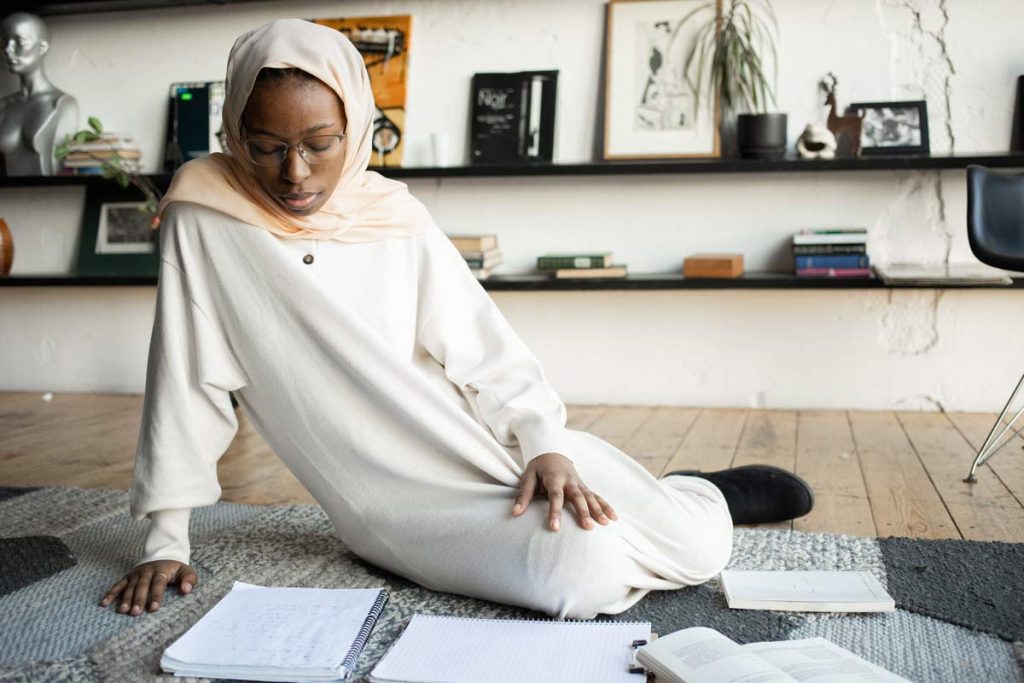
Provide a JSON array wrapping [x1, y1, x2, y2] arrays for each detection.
[[76, 182, 161, 276], [847, 100, 930, 156], [604, 0, 721, 160]]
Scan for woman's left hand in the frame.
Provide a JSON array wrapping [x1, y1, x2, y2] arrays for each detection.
[[512, 453, 618, 532]]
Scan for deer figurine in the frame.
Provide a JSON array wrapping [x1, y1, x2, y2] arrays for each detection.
[[819, 73, 863, 157]]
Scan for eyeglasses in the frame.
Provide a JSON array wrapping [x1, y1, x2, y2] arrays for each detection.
[[242, 134, 346, 167]]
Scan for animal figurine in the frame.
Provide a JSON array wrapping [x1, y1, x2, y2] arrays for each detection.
[[818, 73, 863, 157]]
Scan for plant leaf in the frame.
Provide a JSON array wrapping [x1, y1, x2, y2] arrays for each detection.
[[87, 116, 103, 134]]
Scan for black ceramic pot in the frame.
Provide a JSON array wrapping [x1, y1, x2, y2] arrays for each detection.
[[737, 113, 788, 160]]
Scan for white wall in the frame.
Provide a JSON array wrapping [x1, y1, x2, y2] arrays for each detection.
[[1, 0, 1022, 411]]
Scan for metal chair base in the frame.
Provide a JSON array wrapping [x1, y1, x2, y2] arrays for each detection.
[[964, 372, 1024, 482]]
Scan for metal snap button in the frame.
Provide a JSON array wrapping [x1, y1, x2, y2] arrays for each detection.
[[303, 254, 314, 265]]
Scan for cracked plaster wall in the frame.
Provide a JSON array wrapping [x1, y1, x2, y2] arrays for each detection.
[[1, 0, 1022, 411]]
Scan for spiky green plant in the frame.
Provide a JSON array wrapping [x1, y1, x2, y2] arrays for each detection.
[[677, 0, 779, 116], [55, 116, 162, 226]]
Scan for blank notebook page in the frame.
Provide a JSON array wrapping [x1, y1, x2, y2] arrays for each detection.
[[369, 615, 650, 683]]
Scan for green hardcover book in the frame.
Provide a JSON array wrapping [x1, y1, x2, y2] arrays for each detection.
[[537, 253, 612, 270]]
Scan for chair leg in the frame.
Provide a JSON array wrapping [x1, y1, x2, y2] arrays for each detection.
[[964, 372, 1024, 482]]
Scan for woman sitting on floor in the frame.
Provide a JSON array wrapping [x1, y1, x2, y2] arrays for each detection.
[[101, 18, 813, 621]]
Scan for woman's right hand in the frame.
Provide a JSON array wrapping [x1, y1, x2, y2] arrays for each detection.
[[99, 560, 197, 616]]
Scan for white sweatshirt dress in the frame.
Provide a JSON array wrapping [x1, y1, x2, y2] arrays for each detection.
[[129, 201, 733, 620]]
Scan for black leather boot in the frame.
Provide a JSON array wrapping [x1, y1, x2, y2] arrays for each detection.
[[662, 465, 814, 524]]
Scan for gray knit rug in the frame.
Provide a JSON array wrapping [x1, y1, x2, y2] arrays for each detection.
[[0, 486, 1021, 683]]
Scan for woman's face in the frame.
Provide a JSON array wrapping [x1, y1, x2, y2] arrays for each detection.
[[241, 76, 348, 216]]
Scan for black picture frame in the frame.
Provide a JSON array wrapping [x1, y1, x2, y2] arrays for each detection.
[[75, 182, 161, 276], [846, 100, 929, 156]]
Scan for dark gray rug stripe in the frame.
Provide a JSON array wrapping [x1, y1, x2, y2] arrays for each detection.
[[879, 536, 1024, 642], [0, 537, 77, 597], [0, 487, 39, 503]]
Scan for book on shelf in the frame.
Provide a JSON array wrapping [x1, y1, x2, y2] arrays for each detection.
[[683, 253, 744, 279], [553, 264, 627, 279], [470, 70, 558, 164], [719, 570, 895, 612], [160, 581, 387, 682], [537, 253, 612, 270], [792, 228, 867, 246], [794, 254, 870, 270], [636, 626, 910, 683], [448, 234, 498, 252], [792, 243, 867, 255], [796, 267, 872, 278], [464, 249, 503, 270]]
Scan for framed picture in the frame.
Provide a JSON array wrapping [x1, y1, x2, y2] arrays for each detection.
[[846, 100, 930, 156], [603, 0, 721, 160], [76, 182, 160, 276]]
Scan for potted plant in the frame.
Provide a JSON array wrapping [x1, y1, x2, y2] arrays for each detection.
[[679, 0, 785, 159], [55, 116, 163, 228]]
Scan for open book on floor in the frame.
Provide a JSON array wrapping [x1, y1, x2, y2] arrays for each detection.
[[637, 627, 911, 683], [160, 581, 387, 682]]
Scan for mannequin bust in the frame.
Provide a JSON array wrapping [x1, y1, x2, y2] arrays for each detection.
[[0, 12, 77, 176]]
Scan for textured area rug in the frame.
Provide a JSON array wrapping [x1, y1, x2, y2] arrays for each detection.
[[0, 486, 1021, 683]]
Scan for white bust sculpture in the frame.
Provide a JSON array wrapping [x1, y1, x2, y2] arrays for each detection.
[[0, 12, 78, 176]]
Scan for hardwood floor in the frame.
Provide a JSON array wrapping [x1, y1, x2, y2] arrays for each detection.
[[1, 392, 1022, 541]]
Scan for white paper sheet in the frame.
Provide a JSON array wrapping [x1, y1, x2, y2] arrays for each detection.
[[368, 615, 650, 683]]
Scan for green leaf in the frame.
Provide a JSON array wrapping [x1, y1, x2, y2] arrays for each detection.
[[87, 116, 103, 134]]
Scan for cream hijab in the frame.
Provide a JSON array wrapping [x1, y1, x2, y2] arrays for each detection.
[[158, 18, 428, 242]]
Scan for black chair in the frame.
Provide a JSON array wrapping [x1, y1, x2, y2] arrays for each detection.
[[964, 165, 1024, 482]]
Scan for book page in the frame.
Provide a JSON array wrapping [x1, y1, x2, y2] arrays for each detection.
[[369, 615, 649, 683], [636, 627, 794, 683], [162, 582, 384, 671], [744, 638, 911, 683], [720, 571, 894, 612]]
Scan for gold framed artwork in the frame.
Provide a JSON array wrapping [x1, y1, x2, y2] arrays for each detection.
[[315, 15, 412, 167], [603, 0, 721, 160]]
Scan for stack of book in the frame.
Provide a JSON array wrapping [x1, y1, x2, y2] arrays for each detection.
[[447, 234, 503, 280], [537, 253, 627, 279], [62, 132, 142, 175], [792, 228, 871, 278]]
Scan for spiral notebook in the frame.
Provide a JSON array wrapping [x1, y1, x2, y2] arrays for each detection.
[[368, 614, 650, 683], [161, 581, 387, 682]]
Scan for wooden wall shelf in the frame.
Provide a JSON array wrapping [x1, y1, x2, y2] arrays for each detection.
[[3, 272, 1021, 291]]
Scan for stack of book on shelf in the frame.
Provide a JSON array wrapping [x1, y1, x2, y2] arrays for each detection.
[[447, 234, 503, 280], [793, 228, 871, 278], [61, 132, 142, 175], [537, 253, 627, 279]]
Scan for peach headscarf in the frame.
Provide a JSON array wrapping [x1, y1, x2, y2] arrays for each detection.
[[158, 18, 427, 242]]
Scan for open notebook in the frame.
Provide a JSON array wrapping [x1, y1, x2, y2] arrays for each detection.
[[368, 614, 651, 683], [161, 581, 387, 682]]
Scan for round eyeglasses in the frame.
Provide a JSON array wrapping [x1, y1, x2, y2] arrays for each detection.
[[243, 134, 346, 167]]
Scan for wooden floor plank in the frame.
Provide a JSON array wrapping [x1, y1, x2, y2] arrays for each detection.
[[898, 412, 1024, 542], [794, 411, 875, 537], [945, 411, 1024, 510], [732, 410, 798, 531], [586, 406, 658, 450], [3, 392, 1023, 542], [620, 407, 700, 477], [849, 411, 959, 539], [662, 409, 748, 474], [565, 405, 609, 432]]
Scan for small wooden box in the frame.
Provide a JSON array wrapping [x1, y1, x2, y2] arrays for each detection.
[[683, 253, 744, 279]]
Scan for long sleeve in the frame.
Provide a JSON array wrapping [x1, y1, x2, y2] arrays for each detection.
[[416, 226, 576, 466], [129, 243, 248, 565]]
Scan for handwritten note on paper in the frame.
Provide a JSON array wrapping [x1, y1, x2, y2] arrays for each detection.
[[163, 582, 382, 671]]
